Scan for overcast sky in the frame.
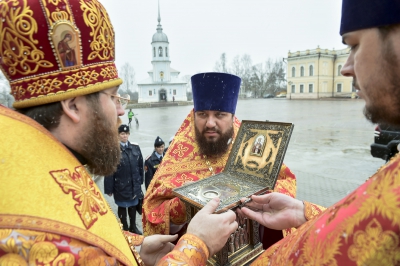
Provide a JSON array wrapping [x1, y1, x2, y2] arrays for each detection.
[[100, 0, 346, 84]]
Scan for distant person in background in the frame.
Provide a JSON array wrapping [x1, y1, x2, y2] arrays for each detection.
[[105, 124, 144, 235], [145, 136, 165, 190], [128, 109, 134, 127]]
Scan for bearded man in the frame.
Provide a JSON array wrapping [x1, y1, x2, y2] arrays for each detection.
[[0, 1, 238, 265], [143, 72, 301, 249]]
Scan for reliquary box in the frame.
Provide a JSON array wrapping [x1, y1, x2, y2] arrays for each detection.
[[172, 120, 294, 266]]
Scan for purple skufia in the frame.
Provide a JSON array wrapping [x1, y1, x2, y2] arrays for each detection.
[[340, 0, 400, 35], [191, 72, 241, 114]]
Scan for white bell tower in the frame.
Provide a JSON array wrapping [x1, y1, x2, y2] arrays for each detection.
[[151, 1, 171, 83]]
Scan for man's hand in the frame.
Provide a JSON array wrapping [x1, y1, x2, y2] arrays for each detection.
[[237, 192, 306, 230], [139, 234, 178, 266], [187, 198, 238, 256]]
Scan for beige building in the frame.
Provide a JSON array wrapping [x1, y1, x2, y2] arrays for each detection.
[[286, 47, 353, 99]]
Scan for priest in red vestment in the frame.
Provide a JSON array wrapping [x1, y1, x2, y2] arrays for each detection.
[[142, 72, 298, 248]]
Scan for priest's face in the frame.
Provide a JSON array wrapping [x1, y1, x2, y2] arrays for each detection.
[[194, 110, 234, 157], [78, 88, 124, 176], [341, 26, 400, 125]]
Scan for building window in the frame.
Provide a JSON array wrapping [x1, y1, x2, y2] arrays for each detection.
[[337, 83, 342, 92], [158, 47, 163, 57], [300, 84, 304, 93], [153, 47, 156, 57], [338, 65, 342, 76], [291, 85, 295, 93], [300, 66, 304, 77], [291, 67, 295, 77], [309, 65, 313, 76], [173, 89, 176, 95], [309, 84, 313, 93], [149, 90, 152, 96], [165, 47, 168, 57]]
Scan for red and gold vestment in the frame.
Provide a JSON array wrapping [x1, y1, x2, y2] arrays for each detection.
[[0, 106, 143, 265], [156, 154, 400, 265], [142, 110, 297, 242]]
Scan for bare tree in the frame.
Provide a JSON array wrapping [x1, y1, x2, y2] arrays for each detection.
[[240, 54, 253, 96], [119, 62, 136, 100], [251, 63, 267, 98], [211, 53, 286, 98], [264, 59, 286, 94], [213, 53, 229, 73]]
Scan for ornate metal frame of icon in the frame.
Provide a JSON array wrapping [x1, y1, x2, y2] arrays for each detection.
[[173, 120, 294, 266]]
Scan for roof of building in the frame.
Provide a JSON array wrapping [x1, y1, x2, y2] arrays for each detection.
[[287, 47, 350, 59], [151, 2, 168, 43]]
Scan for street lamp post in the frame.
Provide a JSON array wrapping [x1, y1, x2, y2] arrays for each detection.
[[288, 81, 293, 100]]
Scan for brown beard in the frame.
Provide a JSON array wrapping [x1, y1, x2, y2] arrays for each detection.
[[363, 36, 400, 125], [79, 94, 121, 176], [195, 124, 234, 157]]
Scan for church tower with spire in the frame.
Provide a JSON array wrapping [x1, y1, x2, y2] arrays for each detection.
[[138, 1, 187, 103]]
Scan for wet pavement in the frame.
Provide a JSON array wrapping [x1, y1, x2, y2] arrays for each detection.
[[95, 98, 385, 231]]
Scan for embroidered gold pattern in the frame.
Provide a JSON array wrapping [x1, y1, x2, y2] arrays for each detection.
[[175, 174, 195, 184], [41, 0, 73, 25], [49, 166, 108, 229], [11, 85, 26, 99], [100, 65, 118, 79], [64, 70, 99, 87], [10, 63, 118, 99], [0, 0, 54, 76], [348, 218, 400, 265], [80, 0, 115, 60], [173, 143, 189, 157], [27, 77, 62, 95]]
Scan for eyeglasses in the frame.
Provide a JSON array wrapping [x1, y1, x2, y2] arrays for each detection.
[[101, 92, 130, 108]]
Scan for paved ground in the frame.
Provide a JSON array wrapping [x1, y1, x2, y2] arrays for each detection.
[[95, 98, 385, 231]]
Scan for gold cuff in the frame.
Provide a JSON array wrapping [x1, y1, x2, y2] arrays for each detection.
[[303, 200, 313, 221]]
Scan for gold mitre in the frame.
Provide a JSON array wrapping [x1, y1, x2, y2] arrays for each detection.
[[0, 0, 122, 109]]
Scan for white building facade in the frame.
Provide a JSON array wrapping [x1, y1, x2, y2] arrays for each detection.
[[137, 5, 187, 103]]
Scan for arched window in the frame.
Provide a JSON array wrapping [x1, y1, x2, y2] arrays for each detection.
[[300, 66, 304, 77], [158, 47, 163, 57], [165, 47, 168, 57], [292, 67, 295, 77], [309, 65, 313, 76], [338, 65, 342, 76], [153, 47, 156, 57]]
